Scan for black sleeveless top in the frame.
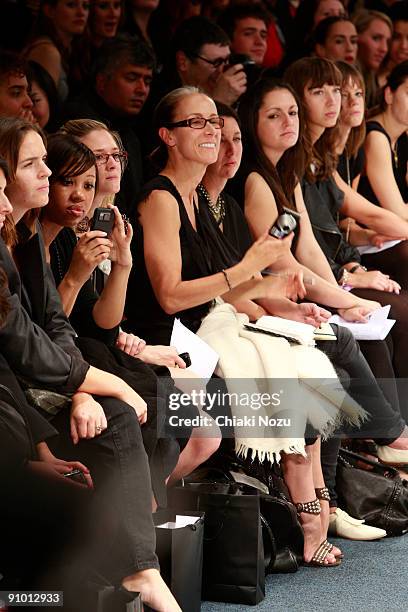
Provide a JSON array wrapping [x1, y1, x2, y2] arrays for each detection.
[[124, 175, 236, 345], [358, 121, 408, 204]]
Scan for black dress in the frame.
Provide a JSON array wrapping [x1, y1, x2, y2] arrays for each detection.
[[358, 121, 408, 204], [125, 175, 233, 345]]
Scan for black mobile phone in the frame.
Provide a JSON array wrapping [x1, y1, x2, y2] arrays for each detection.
[[90, 207, 115, 235], [178, 352, 192, 368], [64, 469, 87, 485], [269, 208, 300, 239]]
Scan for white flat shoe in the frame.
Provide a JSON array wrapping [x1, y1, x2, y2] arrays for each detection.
[[328, 508, 387, 540], [377, 445, 408, 466]]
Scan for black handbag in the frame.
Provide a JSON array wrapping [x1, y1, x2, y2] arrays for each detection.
[[337, 448, 408, 536], [169, 482, 265, 606], [153, 509, 204, 612]]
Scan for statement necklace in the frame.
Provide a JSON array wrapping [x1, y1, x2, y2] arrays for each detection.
[[197, 183, 226, 225]]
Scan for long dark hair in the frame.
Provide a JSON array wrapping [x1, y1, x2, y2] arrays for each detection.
[[238, 77, 305, 213], [285, 57, 342, 182], [0, 118, 46, 247]]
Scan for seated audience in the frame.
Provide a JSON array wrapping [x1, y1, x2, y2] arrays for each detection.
[[0, 51, 35, 123], [64, 34, 155, 217], [312, 15, 359, 63], [124, 85, 391, 566], [27, 60, 60, 131], [358, 60, 408, 219], [353, 9, 393, 108], [335, 60, 408, 290], [24, 0, 90, 102], [217, 2, 271, 66], [0, 116, 181, 612]]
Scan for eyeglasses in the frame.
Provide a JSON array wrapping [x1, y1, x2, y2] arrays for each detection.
[[164, 116, 224, 130], [94, 152, 128, 166], [190, 53, 230, 69]]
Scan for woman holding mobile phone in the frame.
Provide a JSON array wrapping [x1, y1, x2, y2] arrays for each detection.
[[0, 117, 181, 611]]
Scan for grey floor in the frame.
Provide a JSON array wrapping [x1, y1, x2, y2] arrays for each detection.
[[201, 535, 408, 612]]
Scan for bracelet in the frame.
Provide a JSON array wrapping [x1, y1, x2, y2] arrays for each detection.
[[340, 269, 349, 288], [349, 264, 367, 274], [222, 269, 232, 290]]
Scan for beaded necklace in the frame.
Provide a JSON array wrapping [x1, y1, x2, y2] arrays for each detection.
[[197, 183, 226, 225]]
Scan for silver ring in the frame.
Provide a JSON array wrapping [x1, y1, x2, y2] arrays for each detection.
[[96, 426, 102, 432]]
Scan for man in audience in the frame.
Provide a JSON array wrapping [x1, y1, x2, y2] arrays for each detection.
[[0, 51, 35, 122], [218, 2, 271, 66], [63, 34, 155, 217]]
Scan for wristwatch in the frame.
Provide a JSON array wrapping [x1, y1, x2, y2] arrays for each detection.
[[349, 264, 367, 273]]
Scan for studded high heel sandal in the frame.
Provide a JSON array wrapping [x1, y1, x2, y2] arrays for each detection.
[[296, 498, 341, 568], [315, 487, 344, 559]]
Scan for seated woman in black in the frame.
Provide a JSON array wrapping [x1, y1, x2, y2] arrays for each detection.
[[40, 131, 220, 495], [0, 117, 181, 612], [358, 60, 408, 218]]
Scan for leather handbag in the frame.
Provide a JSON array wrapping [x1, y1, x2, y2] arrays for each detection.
[[337, 448, 408, 536]]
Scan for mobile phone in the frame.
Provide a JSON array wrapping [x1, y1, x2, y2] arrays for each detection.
[[269, 208, 300, 239], [64, 469, 87, 485], [90, 207, 115, 235], [178, 352, 192, 368]]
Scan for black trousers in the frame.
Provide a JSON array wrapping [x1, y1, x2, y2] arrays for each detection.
[[50, 397, 159, 584], [317, 325, 405, 507]]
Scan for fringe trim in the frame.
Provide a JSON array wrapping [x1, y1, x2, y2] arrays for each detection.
[[235, 440, 307, 464]]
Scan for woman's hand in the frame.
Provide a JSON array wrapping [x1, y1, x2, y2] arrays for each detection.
[[291, 303, 332, 326], [116, 331, 146, 356], [369, 233, 402, 248], [66, 230, 112, 286], [70, 392, 108, 445], [138, 344, 187, 368], [348, 269, 401, 293], [116, 384, 148, 425], [241, 231, 293, 276], [108, 205, 133, 268], [30, 441, 93, 489]]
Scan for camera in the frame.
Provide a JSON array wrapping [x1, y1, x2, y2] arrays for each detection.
[[228, 53, 259, 85], [90, 207, 115, 235], [269, 208, 300, 239]]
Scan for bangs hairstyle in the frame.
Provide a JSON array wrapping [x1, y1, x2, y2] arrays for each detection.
[[285, 57, 342, 182], [336, 61, 366, 157], [0, 117, 46, 247], [238, 78, 305, 214], [46, 133, 97, 186], [149, 85, 201, 171], [60, 118, 128, 175]]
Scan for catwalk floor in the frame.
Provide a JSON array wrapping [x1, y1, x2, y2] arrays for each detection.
[[201, 534, 408, 611]]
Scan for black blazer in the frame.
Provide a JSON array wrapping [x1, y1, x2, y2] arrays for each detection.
[[0, 222, 89, 394]]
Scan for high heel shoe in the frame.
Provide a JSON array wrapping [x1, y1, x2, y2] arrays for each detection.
[[315, 487, 344, 559], [296, 498, 341, 568]]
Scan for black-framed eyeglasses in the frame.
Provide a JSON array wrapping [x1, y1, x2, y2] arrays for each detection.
[[94, 152, 128, 166], [190, 53, 230, 69], [164, 117, 224, 130]]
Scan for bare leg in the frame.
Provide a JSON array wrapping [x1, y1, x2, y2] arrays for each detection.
[[309, 439, 342, 558], [282, 446, 337, 565], [167, 411, 221, 486], [122, 568, 181, 612]]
